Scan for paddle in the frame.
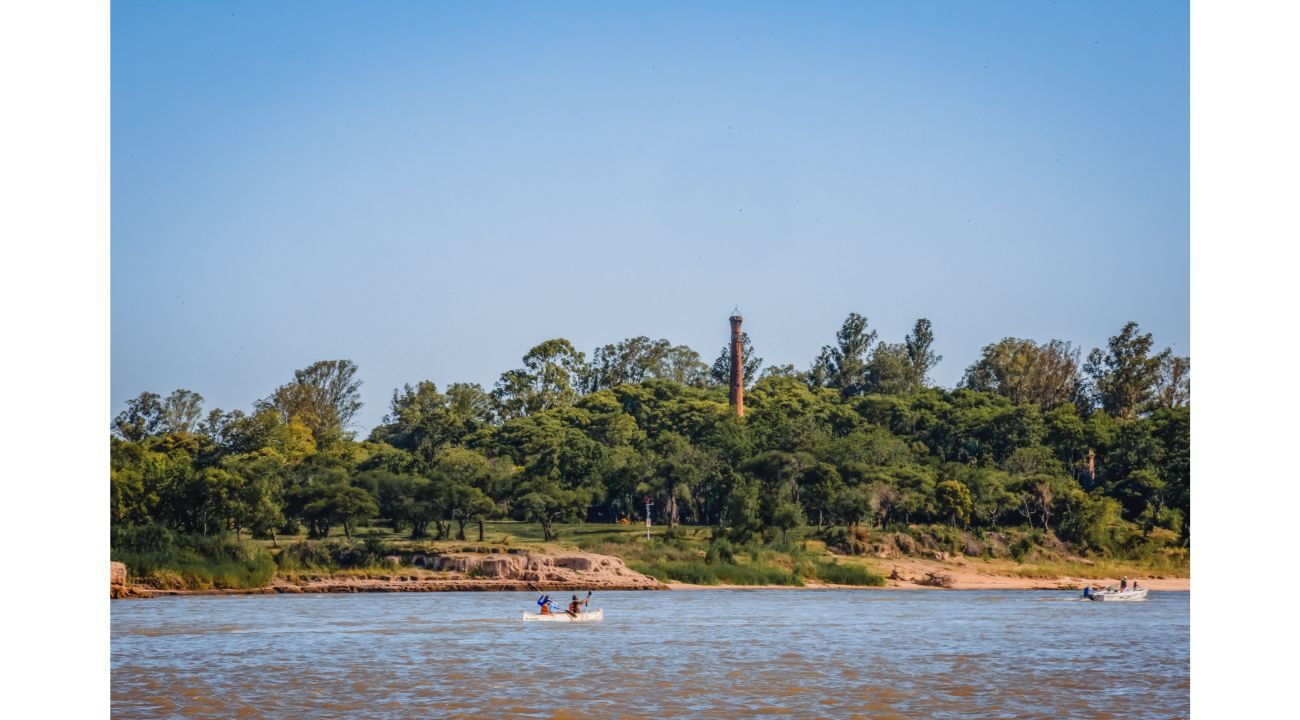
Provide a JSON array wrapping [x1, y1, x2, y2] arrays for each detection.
[[583, 589, 592, 608], [527, 582, 556, 614]]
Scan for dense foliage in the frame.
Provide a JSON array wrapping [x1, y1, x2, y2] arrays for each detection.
[[111, 317, 1189, 573]]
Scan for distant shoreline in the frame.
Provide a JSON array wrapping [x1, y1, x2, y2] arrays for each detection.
[[111, 546, 1189, 599], [113, 572, 1189, 599]]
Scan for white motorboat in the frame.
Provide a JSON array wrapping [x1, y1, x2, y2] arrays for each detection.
[[521, 609, 604, 622], [1084, 587, 1148, 602]]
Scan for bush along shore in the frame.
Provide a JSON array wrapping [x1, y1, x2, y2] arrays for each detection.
[[109, 521, 1186, 598]]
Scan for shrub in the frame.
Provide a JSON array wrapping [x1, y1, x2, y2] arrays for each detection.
[[113, 531, 275, 589], [705, 537, 735, 564], [916, 570, 954, 588], [819, 525, 871, 555], [276, 539, 400, 571], [1010, 534, 1038, 562], [807, 561, 886, 586], [926, 525, 964, 554], [277, 541, 335, 571], [1144, 527, 1180, 549]]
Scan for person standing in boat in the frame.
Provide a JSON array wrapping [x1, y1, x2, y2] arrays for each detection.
[[1120, 577, 1128, 592]]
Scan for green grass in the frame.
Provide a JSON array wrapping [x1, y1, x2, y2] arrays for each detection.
[[1007, 553, 1189, 580], [114, 533, 275, 590], [805, 560, 887, 586]]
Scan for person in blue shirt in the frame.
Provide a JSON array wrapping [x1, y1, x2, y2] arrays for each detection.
[[536, 593, 554, 615]]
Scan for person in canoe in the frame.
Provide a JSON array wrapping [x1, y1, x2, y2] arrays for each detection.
[[535, 592, 554, 615], [567, 591, 592, 617]]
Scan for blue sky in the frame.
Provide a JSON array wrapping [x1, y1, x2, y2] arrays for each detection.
[[112, 1, 1189, 433]]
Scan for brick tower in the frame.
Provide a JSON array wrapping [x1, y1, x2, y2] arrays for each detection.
[[729, 308, 744, 416]]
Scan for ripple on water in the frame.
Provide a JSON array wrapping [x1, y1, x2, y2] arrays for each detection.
[[112, 590, 1188, 719]]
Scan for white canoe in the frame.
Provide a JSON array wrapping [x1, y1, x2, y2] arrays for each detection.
[[522, 609, 604, 622], [1087, 588, 1148, 602]]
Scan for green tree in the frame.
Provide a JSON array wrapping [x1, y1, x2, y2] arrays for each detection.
[[809, 313, 876, 396], [221, 449, 287, 542], [298, 483, 378, 539], [768, 500, 806, 544], [905, 318, 942, 387], [962, 338, 1082, 411], [514, 479, 594, 541], [643, 434, 707, 528], [1085, 322, 1169, 419], [445, 383, 496, 427], [1154, 355, 1190, 410], [371, 381, 460, 462], [800, 462, 844, 529], [435, 446, 514, 540], [113, 391, 165, 441], [114, 389, 202, 440], [447, 482, 496, 540], [330, 485, 379, 539], [935, 480, 973, 527], [585, 337, 708, 391], [160, 389, 205, 435], [395, 475, 445, 539], [836, 485, 877, 531], [758, 364, 801, 381], [1010, 474, 1061, 532], [864, 342, 916, 395], [493, 339, 587, 420], [721, 475, 763, 543], [261, 360, 363, 445]]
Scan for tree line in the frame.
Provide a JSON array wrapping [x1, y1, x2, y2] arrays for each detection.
[[111, 317, 1188, 557]]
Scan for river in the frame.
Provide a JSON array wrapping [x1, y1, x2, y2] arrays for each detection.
[[112, 589, 1188, 718]]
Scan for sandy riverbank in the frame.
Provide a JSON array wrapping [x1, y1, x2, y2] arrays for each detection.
[[112, 553, 1188, 598], [666, 555, 1189, 591]]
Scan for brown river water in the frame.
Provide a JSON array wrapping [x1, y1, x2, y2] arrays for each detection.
[[112, 589, 1188, 718]]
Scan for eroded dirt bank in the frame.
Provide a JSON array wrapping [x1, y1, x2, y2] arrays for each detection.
[[111, 552, 666, 598]]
